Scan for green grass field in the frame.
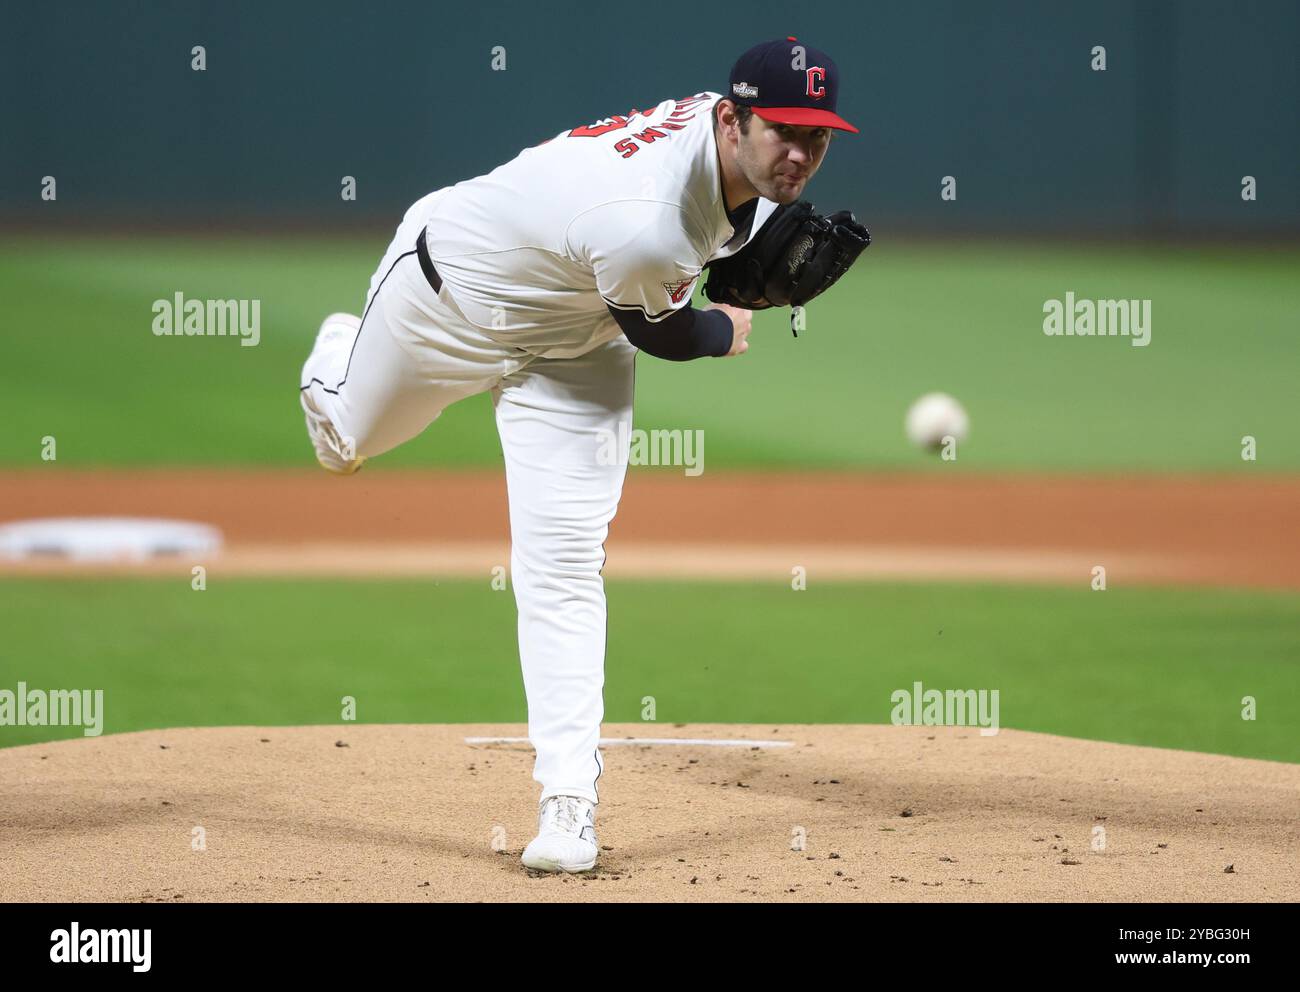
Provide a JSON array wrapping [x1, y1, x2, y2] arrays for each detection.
[[2, 577, 1295, 763], [2, 236, 1296, 470]]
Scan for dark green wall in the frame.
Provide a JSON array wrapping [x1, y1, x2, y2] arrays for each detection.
[[3, 0, 1296, 235]]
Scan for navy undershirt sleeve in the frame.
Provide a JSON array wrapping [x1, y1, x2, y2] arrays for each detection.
[[605, 304, 734, 361]]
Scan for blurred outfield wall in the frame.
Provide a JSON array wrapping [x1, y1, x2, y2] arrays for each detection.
[[1, 0, 1296, 236]]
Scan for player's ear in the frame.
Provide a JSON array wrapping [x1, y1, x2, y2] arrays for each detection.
[[716, 99, 739, 136]]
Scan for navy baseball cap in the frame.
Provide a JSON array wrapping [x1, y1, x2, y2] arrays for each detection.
[[727, 36, 858, 133]]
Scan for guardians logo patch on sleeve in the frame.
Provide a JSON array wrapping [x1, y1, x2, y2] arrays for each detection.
[[663, 277, 695, 305]]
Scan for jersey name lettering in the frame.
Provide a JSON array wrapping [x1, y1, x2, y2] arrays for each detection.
[[568, 94, 712, 159]]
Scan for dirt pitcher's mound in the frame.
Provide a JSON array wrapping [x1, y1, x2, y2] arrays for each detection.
[[1, 724, 1296, 903]]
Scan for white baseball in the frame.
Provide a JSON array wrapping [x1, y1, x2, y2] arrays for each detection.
[[905, 392, 969, 451]]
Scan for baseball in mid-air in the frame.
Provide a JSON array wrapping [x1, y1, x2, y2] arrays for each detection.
[[905, 392, 969, 452]]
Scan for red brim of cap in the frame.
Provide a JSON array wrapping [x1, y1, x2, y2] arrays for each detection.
[[752, 106, 859, 133]]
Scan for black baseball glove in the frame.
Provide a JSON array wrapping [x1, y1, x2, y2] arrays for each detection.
[[704, 201, 871, 311]]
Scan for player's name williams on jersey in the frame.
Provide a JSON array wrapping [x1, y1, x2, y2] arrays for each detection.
[[556, 93, 713, 159], [420, 91, 778, 360]]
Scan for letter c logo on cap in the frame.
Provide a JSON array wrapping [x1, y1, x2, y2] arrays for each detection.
[[806, 67, 826, 99]]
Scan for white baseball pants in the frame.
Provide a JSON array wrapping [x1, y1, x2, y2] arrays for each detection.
[[300, 192, 636, 805]]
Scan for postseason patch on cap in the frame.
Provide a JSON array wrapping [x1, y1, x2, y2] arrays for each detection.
[[731, 82, 758, 99]]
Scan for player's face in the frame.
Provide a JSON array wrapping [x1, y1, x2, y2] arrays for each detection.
[[738, 116, 832, 203]]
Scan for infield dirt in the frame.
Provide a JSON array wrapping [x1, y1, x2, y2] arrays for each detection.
[[2, 723, 1296, 902], [3, 470, 1298, 587]]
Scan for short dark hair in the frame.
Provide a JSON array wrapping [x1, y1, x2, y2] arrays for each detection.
[[715, 99, 754, 136]]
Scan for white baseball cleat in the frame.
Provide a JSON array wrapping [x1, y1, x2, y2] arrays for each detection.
[[521, 796, 598, 873], [313, 311, 362, 348], [300, 313, 367, 475]]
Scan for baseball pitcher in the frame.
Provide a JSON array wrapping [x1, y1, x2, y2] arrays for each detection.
[[298, 36, 869, 873]]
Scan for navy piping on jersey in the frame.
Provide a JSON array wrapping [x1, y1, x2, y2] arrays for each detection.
[[298, 246, 417, 394], [601, 295, 679, 322]]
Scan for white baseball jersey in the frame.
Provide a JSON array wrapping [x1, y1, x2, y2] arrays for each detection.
[[420, 91, 779, 359]]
